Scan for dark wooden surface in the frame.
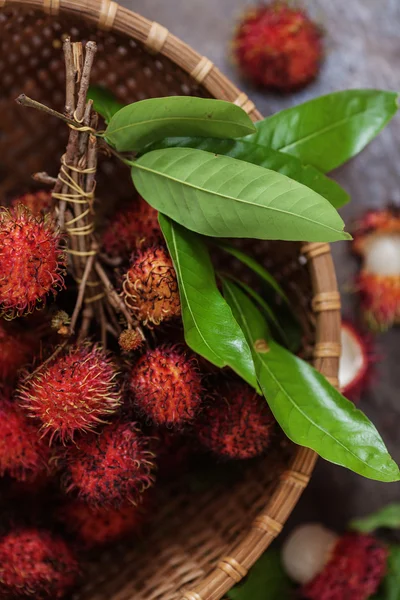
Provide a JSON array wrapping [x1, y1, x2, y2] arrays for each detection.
[[121, 0, 400, 533]]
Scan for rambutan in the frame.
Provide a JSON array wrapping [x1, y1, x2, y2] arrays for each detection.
[[233, 1, 323, 91], [196, 381, 275, 460], [122, 245, 181, 326], [18, 344, 121, 442], [0, 392, 51, 482], [151, 427, 192, 478], [58, 498, 149, 548], [0, 528, 79, 599], [119, 328, 145, 352], [102, 195, 161, 257], [352, 206, 400, 331], [339, 320, 375, 402], [63, 422, 156, 507], [282, 524, 388, 600], [0, 206, 66, 319], [0, 322, 35, 383], [129, 344, 203, 428], [11, 190, 52, 217]]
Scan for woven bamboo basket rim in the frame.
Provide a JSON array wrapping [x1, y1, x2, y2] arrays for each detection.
[[0, 2, 342, 599]]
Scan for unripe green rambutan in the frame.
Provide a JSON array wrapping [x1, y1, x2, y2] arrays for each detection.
[[0, 206, 66, 319], [18, 344, 122, 442], [196, 381, 275, 460], [0, 392, 51, 482], [102, 195, 161, 257], [62, 422, 156, 508], [122, 245, 181, 326], [0, 528, 79, 599], [129, 344, 203, 428], [11, 190, 52, 217]]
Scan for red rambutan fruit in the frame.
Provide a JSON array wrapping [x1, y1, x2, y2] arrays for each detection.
[[151, 427, 192, 478], [129, 344, 203, 428], [11, 190, 52, 217], [339, 320, 375, 402], [102, 196, 161, 257], [282, 524, 388, 600], [352, 206, 400, 331], [58, 498, 149, 548], [0, 392, 51, 482], [118, 328, 145, 352], [0, 206, 66, 320], [0, 528, 79, 599], [63, 422, 156, 507], [122, 245, 181, 326], [233, 1, 323, 91], [0, 322, 36, 383], [18, 344, 121, 442], [196, 381, 275, 460]]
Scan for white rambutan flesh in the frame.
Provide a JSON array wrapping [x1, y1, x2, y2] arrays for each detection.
[[364, 234, 400, 276], [339, 323, 365, 392], [281, 523, 338, 584]]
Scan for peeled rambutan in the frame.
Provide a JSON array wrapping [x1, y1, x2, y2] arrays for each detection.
[[282, 524, 388, 600], [129, 344, 203, 428], [0, 206, 66, 319], [11, 190, 52, 217], [0, 322, 35, 383], [122, 245, 181, 326], [233, 1, 323, 91], [339, 320, 375, 402], [18, 344, 121, 442], [196, 381, 275, 460], [352, 206, 400, 331], [58, 498, 149, 548], [63, 422, 156, 507], [119, 328, 145, 352], [0, 528, 79, 599], [102, 195, 161, 257], [0, 392, 51, 482]]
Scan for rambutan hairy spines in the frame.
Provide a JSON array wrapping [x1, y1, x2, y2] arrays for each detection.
[[129, 344, 203, 428], [63, 422, 156, 508], [122, 245, 181, 326], [11, 190, 52, 217], [0, 205, 66, 320], [233, 1, 323, 91], [0, 392, 51, 482], [0, 528, 79, 599], [196, 381, 275, 460], [119, 328, 145, 352], [102, 195, 161, 257], [18, 344, 122, 442], [58, 498, 149, 548]]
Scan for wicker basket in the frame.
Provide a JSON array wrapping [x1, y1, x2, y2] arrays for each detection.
[[0, 2, 341, 599]]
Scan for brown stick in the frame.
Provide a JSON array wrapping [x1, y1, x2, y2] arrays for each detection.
[[32, 172, 57, 186], [95, 261, 134, 327], [69, 248, 97, 334]]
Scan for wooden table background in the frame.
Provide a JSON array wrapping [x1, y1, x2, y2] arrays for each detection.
[[121, 0, 400, 534]]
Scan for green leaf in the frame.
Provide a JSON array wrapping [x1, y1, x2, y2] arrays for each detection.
[[104, 97, 256, 151], [228, 550, 293, 600], [381, 546, 400, 600], [215, 241, 290, 305], [245, 90, 399, 172], [159, 214, 259, 392], [350, 504, 400, 533], [144, 136, 349, 208], [221, 278, 400, 482], [131, 148, 350, 242], [87, 85, 124, 124]]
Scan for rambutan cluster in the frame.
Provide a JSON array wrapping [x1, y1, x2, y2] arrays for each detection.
[[196, 381, 275, 460], [0, 528, 79, 599], [102, 195, 161, 257], [18, 344, 122, 442], [63, 421, 156, 507], [0, 206, 66, 319], [129, 344, 203, 428], [233, 1, 323, 91], [122, 245, 181, 326]]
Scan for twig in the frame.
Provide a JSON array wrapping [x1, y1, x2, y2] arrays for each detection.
[[33, 172, 57, 186], [95, 261, 134, 327], [99, 252, 123, 267], [64, 37, 75, 117], [24, 340, 68, 382], [77, 306, 93, 344], [76, 41, 97, 121], [69, 247, 97, 334], [16, 94, 80, 128]]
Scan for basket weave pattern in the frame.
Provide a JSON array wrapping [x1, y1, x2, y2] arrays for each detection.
[[0, 2, 341, 599]]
